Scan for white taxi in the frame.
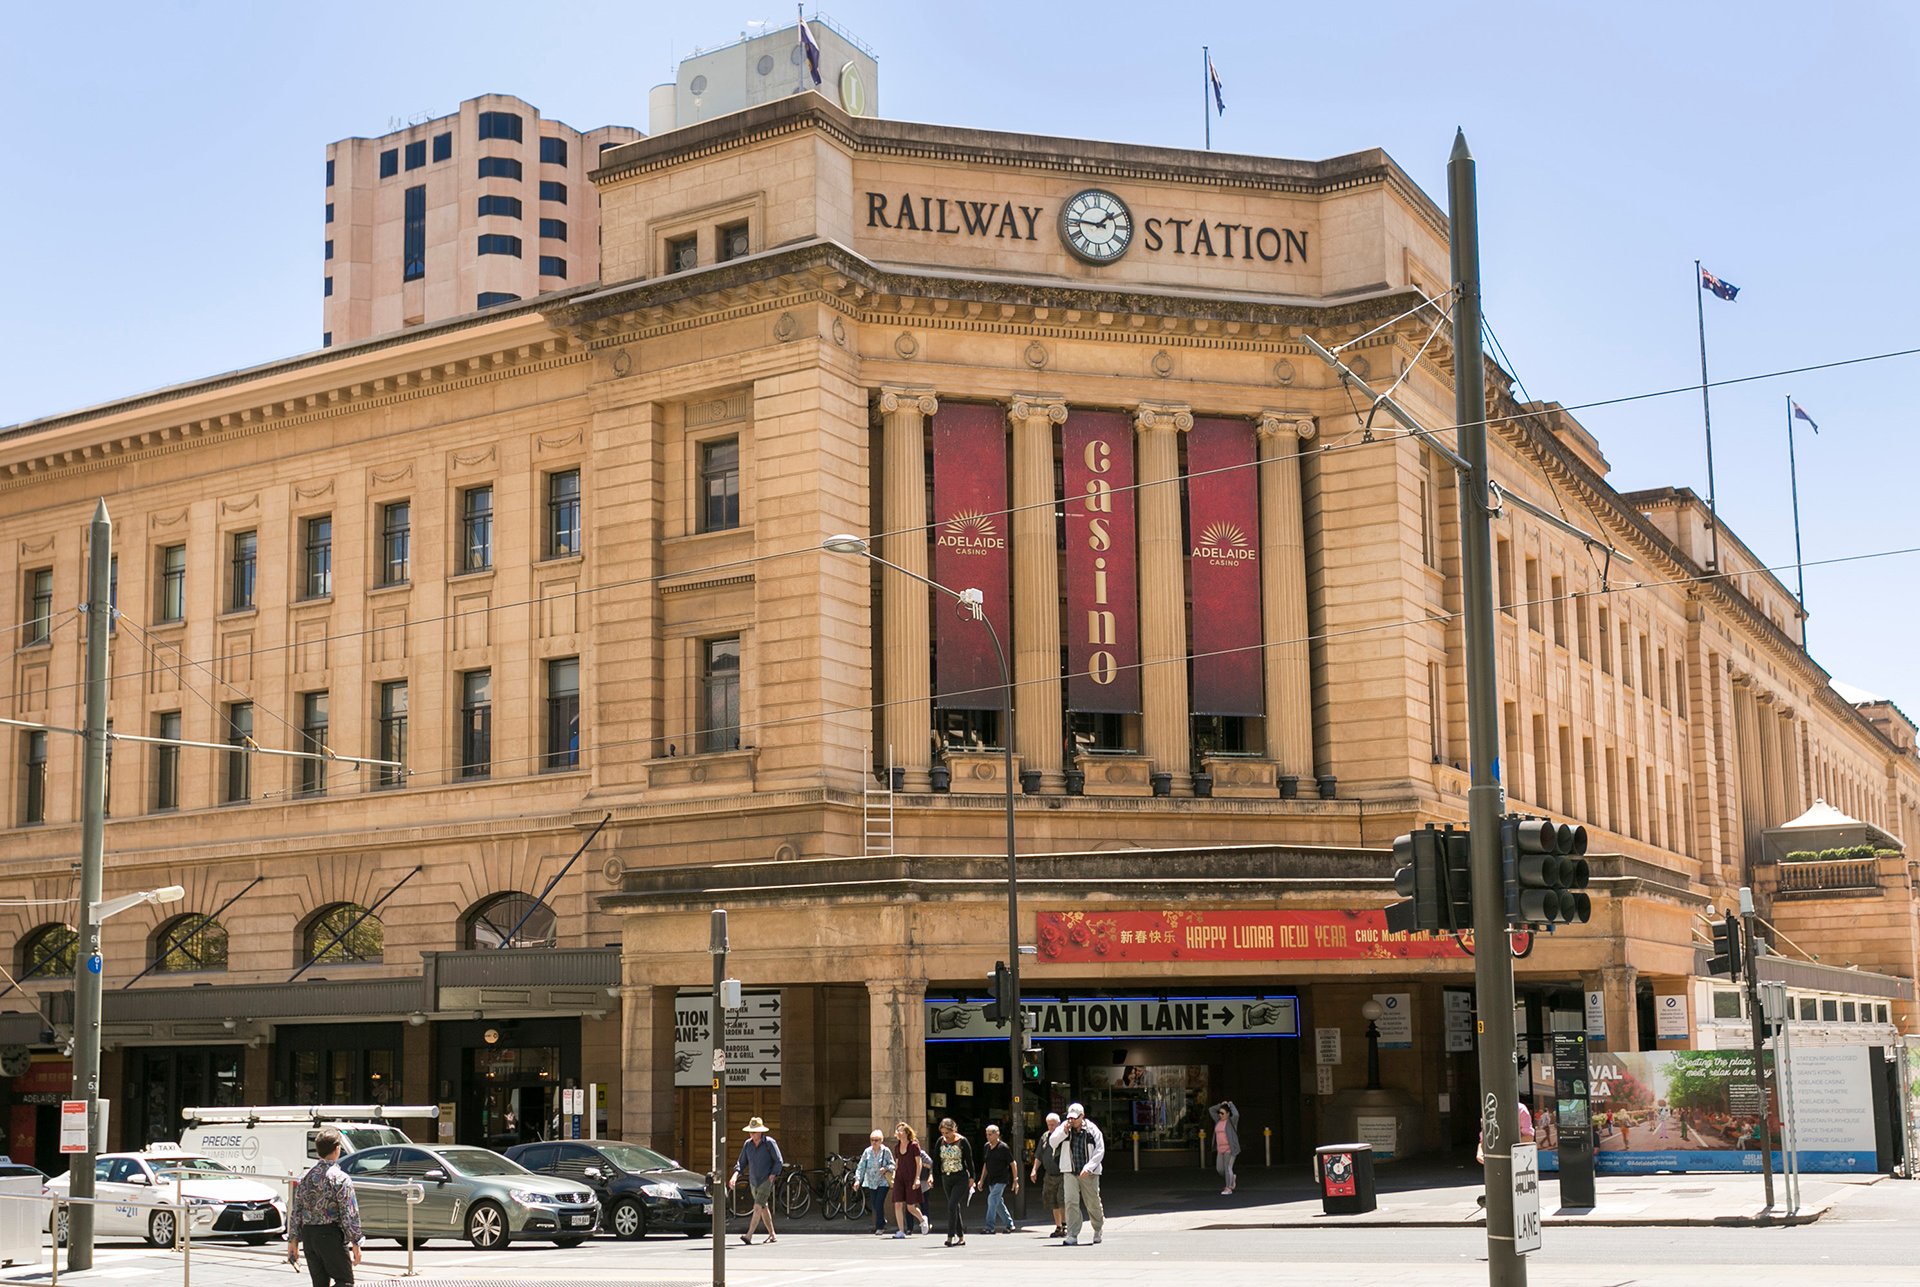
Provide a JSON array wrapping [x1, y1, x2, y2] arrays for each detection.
[[46, 1144, 286, 1247]]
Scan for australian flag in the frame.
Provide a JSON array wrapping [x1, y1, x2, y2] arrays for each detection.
[[1208, 55, 1226, 115], [1700, 267, 1739, 301], [1792, 401, 1820, 435], [797, 10, 823, 87]]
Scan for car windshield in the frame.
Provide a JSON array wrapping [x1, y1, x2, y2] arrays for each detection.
[[594, 1143, 678, 1173], [436, 1148, 525, 1177], [154, 1158, 234, 1178], [342, 1128, 408, 1152]]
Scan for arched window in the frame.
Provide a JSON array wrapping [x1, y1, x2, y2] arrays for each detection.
[[19, 923, 77, 982], [463, 893, 555, 950], [150, 914, 229, 972], [301, 903, 384, 965]]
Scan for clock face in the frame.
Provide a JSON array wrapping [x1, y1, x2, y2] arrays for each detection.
[[1060, 189, 1133, 264]]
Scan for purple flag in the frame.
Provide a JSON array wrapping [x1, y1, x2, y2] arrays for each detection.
[[1208, 56, 1226, 114], [1792, 401, 1819, 434], [798, 11, 823, 87]]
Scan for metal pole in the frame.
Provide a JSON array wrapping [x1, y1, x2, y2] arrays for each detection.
[[710, 909, 728, 1287], [1450, 131, 1526, 1287], [1738, 887, 1776, 1209], [1694, 260, 1722, 572], [1203, 47, 1211, 150], [982, 616, 1024, 1218], [1784, 395, 1807, 644], [67, 500, 111, 1272]]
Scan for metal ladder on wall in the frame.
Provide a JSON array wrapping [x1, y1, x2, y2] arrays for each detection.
[[864, 745, 895, 857]]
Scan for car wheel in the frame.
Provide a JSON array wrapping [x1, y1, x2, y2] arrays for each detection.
[[465, 1200, 509, 1250], [554, 1235, 588, 1248], [147, 1207, 177, 1248], [609, 1197, 645, 1241], [50, 1208, 69, 1246]]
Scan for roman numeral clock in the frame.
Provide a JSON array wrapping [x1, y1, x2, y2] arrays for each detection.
[[1060, 188, 1134, 264]]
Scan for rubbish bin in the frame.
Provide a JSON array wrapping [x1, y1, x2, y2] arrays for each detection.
[[1314, 1143, 1376, 1215]]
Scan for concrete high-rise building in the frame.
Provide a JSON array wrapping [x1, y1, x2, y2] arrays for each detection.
[[647, 17, 876, 134], [324, 94, 641, 346]]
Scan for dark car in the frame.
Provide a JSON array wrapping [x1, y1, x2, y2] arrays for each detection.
[[505, 1141, 711, 1240]]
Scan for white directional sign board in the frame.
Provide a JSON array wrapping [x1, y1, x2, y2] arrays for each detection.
[[675, 989, 782, 1087]]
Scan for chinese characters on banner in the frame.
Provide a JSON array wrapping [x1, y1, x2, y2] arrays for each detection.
[[930, 403, 1011, 709]]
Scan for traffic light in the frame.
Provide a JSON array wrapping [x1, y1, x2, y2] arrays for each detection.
[[1385, 824, 1471, 934], [1503, 815, 1591, 928], [983, 961, 1014, 1024], [1708, 911, 1742, 979], [1021, 1047, 1045, 1081]]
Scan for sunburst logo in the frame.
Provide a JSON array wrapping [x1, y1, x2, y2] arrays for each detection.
[[937, 509, 1005, 552], [945, 510, 998, 538], [1192, 521, 1256, 564]]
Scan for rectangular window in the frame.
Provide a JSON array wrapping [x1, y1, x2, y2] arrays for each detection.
[[1797, 996, 1816, 1021], [667, 234, 697, 273], [539, 255, 567, 278], [699, 638, 741, 753], [539, 136, 568, 165], [539, 218, 566, 241], [1712, 991, 1743, 1020], [1640, 635, 1653, 700], [546, 469, 581, 558], [478, 155, 523, 180], [157, 544, 186, 622], [539, 180, 567, 203], [460, 669, 492, 779], [325, 201, 333, 224], [461, 485, 494, 571], [323, 332, 331, 348], [380, 501, 411, 585], [1604, 747, 1620, 833], [1597, 606, 1612, 674], [323, 275, 333, 297], [379, 148, 398, 178], [432, 131, 452, 162], [1531, 713, 1549, 808], [153, 711, 180, 812], [229, 530, 257, 611], [24, 568, 52, 644], [376, 682, 408, 788], [1821, 999, 1839, 1022], [299, 692, 329, 797], [404, 139, 426, 170], [403, 185, 426, 282], [1657, 646, 1671, 708], [224, 702, 253, 804], [1620, 635, 1635, 690], [1843, 1001, 1858, 1023], [1550, 575, 1566, 647], [719, 221, 750, 261], [1496, 537, 1514, 615], [324, 239, 333, 260], [476, 291, 521, 309], [326, 158, 335, 186], [699, 438, 740, 532], [478, 111, 523, 142], [477, 194, 522, 219], [1427, 661, 1443, 762], [1575, 592, 1591, 661], [1581, 736, 1597, 824], [477, 234, 522, 258], [545, 657, 580, 770], [1524, 557, 1542, 633], [1675, 658, 1690, 718], [1558, 725, 1574, 816], [303, 515, 333, 598], [21, 731, 47, 825]]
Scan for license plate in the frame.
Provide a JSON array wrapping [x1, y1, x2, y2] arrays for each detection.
[[569, 1214, 593, 1227], [242, 1210, 266, 1222]]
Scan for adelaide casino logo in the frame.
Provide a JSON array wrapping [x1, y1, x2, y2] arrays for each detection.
[[1191, 521, 1255, 566], [937, 509, 1005, 554]]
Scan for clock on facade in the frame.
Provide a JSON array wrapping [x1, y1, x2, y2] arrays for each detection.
[[1060, 188, 1133, 264]]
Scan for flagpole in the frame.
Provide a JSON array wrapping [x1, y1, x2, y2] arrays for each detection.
[[1203, 47, 1211, 150], [1785, 395, 1807, 646], [1694, 259, 1721, 573]]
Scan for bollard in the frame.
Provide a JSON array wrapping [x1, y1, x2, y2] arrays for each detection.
[[1198, 1130, 1207, 1170], [404, 1180, 425, 1277], [179, 1183, 192, 1287], [1131, 1131, 1139, 1171], [1264, 1126, 1272, 1168], [49, 1198, 60, 1287]]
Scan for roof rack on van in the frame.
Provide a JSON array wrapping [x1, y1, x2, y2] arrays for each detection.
[[180, 1104, 441, 1126]]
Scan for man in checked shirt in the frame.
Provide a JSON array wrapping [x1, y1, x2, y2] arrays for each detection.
[[286, 1129, 363, 1285]]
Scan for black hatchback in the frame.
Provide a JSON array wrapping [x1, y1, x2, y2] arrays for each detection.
[[504, 1141, 712, 1240]]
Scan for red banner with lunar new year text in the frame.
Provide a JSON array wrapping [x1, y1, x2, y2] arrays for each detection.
[[1186, 417, 1263, 715], [1063, 411, 1140, 713], [931, 403, 1011, 709], [1034, 909, 1472, 963]]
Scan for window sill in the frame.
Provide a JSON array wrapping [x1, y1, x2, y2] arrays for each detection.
[[538, 552, 586, 568], [667, 526, 751, 548], [219, 606, 260, 622], [293, 595, 334, 609], [367, 581, 412, 598], [149, 618, 186, 632], [450, 567, 496, 584]]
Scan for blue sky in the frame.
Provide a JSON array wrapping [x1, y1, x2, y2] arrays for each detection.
[[4, 2, 1916, 705]]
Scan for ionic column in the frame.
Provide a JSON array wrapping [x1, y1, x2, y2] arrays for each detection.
[[1009, 395, 1068, 790], [1136, 401, 1193, 792], [867, 977, 928, 1138], [1258, 411, 1317, 783], [1756, 691, 1784, 827], [878, 386, 938, 790]]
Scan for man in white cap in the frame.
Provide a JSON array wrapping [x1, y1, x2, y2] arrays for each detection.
[[730, 1116, 785, 1245], [1046, 1102, 1106, 1245]]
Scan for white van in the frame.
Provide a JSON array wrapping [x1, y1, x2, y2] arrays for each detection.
[[180, 1105, 439, 1183]]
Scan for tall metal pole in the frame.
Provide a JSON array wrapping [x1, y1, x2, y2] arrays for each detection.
[[1784, 395, 1807, 646], [710, 909, 728, 1287], [1203, 47, 1211, 151], [984, 618, 1024, 1216], [68, 500, 111, 1272], [1738, 887, 1776, 1210], [1450, 132, 1526, 1287], [1693, 259, 1722, 573]]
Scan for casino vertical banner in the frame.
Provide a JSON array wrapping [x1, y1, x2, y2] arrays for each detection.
[[1187, 417, 1262, 715], [931, 403, 1011, 708], [1063, 411, 1140, 712]]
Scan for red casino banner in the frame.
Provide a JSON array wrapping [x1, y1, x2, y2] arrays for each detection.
[[1063, 410, 1140, 713], [1034, 909, 1473, 962], [1186, 417, 1263, 716], [931, 403, 1011, 709]]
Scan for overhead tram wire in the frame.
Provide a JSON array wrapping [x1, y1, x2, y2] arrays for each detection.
[[7, 339, 1917, 711]]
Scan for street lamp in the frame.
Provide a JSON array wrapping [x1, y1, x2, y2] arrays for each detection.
[[69, 882, 184, 1267], [824, 534, 1026, 1203]]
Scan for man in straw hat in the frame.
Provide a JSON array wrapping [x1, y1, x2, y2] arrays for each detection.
[[730, 1117, 786, 1245]]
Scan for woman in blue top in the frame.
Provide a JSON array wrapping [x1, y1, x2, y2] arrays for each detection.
[[853, 1129, 896, 1234]]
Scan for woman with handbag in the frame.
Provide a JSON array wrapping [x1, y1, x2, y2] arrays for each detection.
[[889, 1122, 929, 1237], [854, 1128, 896, 1235]]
